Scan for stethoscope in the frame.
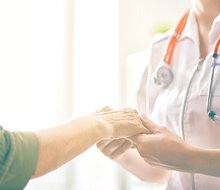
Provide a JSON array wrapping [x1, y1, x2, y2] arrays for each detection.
[[152, 10, 220, 122]]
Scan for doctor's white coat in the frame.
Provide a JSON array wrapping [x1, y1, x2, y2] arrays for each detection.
[[136, 11, 220, 190]]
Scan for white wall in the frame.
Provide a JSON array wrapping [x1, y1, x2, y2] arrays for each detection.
[[120, 0, 190, 54], [71, 0, 122, 189], [0, 1, 75, 189], [0, 0, 73, 131]]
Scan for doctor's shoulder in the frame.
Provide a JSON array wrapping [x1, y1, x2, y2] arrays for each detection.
[[152, 30, 171, 43], [148, 29, 173, 68]]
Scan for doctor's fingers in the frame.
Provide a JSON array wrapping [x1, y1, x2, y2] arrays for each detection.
[[128, 134, 147, 147], [97, 139, 111, 149], [97, 139, 132, 158], [109, 141, 132, 160], [140, 116, 168, 134], [97, 138, 126, 152], [128, 133, 158, 152]]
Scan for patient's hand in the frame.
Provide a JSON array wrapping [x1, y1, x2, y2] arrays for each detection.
[[92, 106, 149, 138], [96, 106, 150, 160]]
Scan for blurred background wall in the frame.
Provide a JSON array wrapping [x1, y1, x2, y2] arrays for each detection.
[[0, 0, 189, 189]]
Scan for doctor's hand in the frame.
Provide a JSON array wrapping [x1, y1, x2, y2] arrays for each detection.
[[129, 116, 195, 173], [92, 107, 149, 139], [97, 138, 132, 160]]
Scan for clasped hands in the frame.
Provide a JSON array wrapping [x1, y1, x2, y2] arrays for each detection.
[[95, 107, 194, 173]]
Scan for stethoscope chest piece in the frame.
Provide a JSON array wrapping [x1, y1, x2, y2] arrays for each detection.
[[152, 64, 174, 88], [150, 11, 190, 89]]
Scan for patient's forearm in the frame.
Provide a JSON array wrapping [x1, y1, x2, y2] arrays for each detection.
[[31, 107, 147, 178], [32, 116, 108, 178]]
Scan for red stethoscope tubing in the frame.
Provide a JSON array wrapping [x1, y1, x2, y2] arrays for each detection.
[[214, 38, 220, 56], [164, 10, 220, 63]]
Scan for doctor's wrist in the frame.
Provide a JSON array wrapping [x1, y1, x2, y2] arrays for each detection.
[[183, 144, 201, 173], [186, 145, 214, 175], [172, 142, 202, 174], [189, 146, 220, 176]]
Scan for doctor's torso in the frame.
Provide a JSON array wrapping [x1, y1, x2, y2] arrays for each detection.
[[137, 12, 220, 190]]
